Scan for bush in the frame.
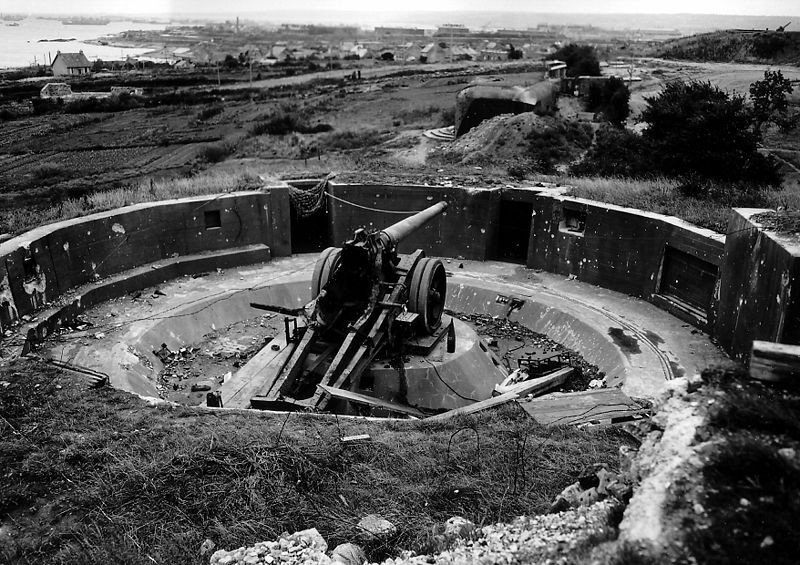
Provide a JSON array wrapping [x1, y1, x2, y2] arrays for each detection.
[[32, 97, 62, 115], [199, 142, 233, 163], [586, 77, 630, 126], [195, 104, 224, 121], [527, 121, 593, 172], [249, 113, 333, 136], [0, 108, 17, 121], [571, 126, 652, 178], [31, 163, 66, 181], [322, 129, 385, 151], [641, 80, 780, 186]]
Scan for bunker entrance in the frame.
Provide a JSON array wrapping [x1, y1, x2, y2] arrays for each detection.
[[494, 200, 533, 263], [289, 205, 330, 254]]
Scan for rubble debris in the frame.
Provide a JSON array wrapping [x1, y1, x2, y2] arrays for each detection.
[[549, 466, 633, 514], [450, 311, 602, 391], [200, 539, 217, 556], [443, 516, 476, 540], [191, 380, 214, 392], [210, 528, 329, 565], [331, 543, 366, 565], [357, 514, 397, 539], [375, 501, 619, 565]]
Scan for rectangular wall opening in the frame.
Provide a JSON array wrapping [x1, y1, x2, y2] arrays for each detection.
[[204, 210, 222, 229], [494, 200, 533, 263], [559, 208, 586, 236], [290, 205, 331, 253], [658, 246, 718, 315]]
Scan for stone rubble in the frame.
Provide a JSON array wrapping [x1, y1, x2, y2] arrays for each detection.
[[373, 501, 619, 565], [209, 503, 619, 565], [210, 528, 331, 565]]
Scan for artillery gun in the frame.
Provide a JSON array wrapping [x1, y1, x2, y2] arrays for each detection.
[[222, 202, 452, 414]]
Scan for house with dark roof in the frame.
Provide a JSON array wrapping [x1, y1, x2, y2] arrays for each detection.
[[51, 51, 91, 77]]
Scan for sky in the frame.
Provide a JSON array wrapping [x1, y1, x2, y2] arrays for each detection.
[[2, 0, 798, 16]]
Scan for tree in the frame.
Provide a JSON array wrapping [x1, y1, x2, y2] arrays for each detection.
[[750, 69, 798, 134], [641, 80, 779, 185], [507, 43, 523, 60], [223, 54, 239, 69], [585, 77, 630, 126], [91, 59, 105, 72], [548, 44, 600, 77]]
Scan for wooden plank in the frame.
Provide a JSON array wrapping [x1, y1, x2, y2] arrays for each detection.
[[317, 385, 426, 418], [517, 388, 647, 426], [495, 367, 573, 398], [750, 340, 800, 383], [221, 336, 294, 409], [425, 391, 518, 422], [263, 326, 318, 400]]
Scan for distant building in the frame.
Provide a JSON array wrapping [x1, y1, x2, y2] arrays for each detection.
[[40, 83, 73, 98], [375, 26, 425, 37], [421, 43, 450, 63], [51, 51, 91, 77], [545, 60, 568, 79], [436, 24, 470, 37], [455, 82, 559, 137]]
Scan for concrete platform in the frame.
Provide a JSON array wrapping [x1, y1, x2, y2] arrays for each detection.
[[47, 254, 730, 403]]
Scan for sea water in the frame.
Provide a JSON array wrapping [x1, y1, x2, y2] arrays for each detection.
[[0, 17, 167, 69]]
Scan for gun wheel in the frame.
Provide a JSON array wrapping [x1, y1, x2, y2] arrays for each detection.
[[311, 247, 341, 299], [409, 258, 446, 335]]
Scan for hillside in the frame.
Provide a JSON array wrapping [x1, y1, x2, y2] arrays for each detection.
[[656, 30, 800, 64]]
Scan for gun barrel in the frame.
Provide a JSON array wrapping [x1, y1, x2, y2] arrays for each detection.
[[380, 201, 448, 246]]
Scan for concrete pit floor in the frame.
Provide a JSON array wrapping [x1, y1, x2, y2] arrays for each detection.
[[48, 254, 730, 404]]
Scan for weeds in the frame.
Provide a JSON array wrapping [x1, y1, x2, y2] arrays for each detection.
[[0, 170, 264, 235], [0, 361, 628, 564], [199, 142, 234, 163], [195, 104, 224, 122], [559, 175, 794, 233], [322, 130, 387, 151], [30, 162, 67, 181]]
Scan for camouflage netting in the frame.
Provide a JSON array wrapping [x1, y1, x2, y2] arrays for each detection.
[[288, 174, 334, 217]]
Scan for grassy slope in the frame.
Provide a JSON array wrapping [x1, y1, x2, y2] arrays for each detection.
[[656, 30, 800, 64], [0, 359, 628, 565]]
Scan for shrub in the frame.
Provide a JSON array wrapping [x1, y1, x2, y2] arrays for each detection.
[[439, 107, 455, 127], [527, 121, 593, 172], [195, 104, 224, 121], [199, 142, 233, 163], [30, 163, 66, 181], [0, 108, 18, 121], [571, 126, 652, 178], [322, 129, 385, 151], [586, 77, 630, 126], [248, 113, 333, 136]]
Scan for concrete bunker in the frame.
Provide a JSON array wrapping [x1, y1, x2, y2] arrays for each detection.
[[454, 81, 559, 137]]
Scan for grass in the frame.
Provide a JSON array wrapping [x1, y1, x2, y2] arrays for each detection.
[[0, 359, 629, 564], [559, 175, 800, 233], [321, 130, 388, 151], [665, 366, 800, 565], [0, 170, 266, 235]]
